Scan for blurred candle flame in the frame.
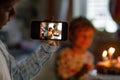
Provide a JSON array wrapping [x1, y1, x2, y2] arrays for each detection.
[[108, 47, 115, 56], [102, 50, 107, 58]]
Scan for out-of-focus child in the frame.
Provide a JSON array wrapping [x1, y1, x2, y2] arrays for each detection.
[[57, 16, 95, 80]]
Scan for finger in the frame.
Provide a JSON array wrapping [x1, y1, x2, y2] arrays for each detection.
[[43, 16, 54, 21]]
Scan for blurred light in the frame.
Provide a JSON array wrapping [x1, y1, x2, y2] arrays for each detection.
[[58, 23, 62, 31], [86, 0, 118, 33], [105, 21, 118, 33], [108, 47, 115, 56], [48, 23, 54, 28], [92, 19, 105, 32], [102, 50, 108, 58]]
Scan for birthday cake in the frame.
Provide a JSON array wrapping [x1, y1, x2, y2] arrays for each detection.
[[96, 59, 120, 75]]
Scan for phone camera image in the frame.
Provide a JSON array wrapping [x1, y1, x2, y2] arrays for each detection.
[[31, 21, 68, 41], [40, 22, 62, 40]]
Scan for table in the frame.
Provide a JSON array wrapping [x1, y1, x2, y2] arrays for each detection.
[[89, 69, 120, 80]]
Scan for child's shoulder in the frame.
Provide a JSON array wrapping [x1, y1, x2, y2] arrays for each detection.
[[59, 47, 73, 56], [85, 51, 93, 57], [84, 51, 94, 59], [60, 47, 72, 53], [84, 51, 94, 63]]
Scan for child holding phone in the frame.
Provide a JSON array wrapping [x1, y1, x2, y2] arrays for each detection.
[[57, 16, 95, 80], [0, 0, 58, 79]]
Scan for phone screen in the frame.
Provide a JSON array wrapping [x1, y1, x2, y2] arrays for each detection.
[[31, 21, 68, 41], [40, 22, 63, 40]]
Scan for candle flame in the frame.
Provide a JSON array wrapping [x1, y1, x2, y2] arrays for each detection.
[[102, 50, 107, 57], [108, 47, 115, 56]]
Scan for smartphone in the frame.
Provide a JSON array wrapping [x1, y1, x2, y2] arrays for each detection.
[[31, 21, 68, 41]]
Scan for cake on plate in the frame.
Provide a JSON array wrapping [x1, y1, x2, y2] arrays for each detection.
[[96, 59, 120, 75]]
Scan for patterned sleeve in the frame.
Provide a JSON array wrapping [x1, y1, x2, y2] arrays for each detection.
[[57, 48, 87, 79], [57, 49, 69, 79], [12, 43, 58, 80], [57, 48, 76, 79]]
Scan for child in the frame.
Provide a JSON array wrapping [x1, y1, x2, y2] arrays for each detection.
[[45, 27, 53, 39], [57, 16, 95, 80], [0, 0, 58, 79]]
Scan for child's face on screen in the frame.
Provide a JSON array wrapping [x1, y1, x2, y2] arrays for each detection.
[[73, 27, 94, 50]]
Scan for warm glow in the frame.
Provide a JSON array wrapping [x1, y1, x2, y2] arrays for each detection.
[[117, 56, 120, 63], [108, 47, 115, 56], [102, 50, 107, 58]]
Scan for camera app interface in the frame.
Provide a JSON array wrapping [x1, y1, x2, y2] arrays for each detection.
[[40, 22, 62, 40]]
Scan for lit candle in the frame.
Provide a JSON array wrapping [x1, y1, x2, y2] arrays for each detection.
[[102, 50, 108, 61], [108, 47, 115, 60]]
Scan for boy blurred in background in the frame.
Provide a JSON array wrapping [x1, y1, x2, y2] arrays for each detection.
[[57, 16, 95, 80]]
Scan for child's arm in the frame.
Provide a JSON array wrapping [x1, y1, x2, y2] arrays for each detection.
[[72, 63, 93, 80], [12, 42, 58, 80], [73, 52, 94, 80]]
